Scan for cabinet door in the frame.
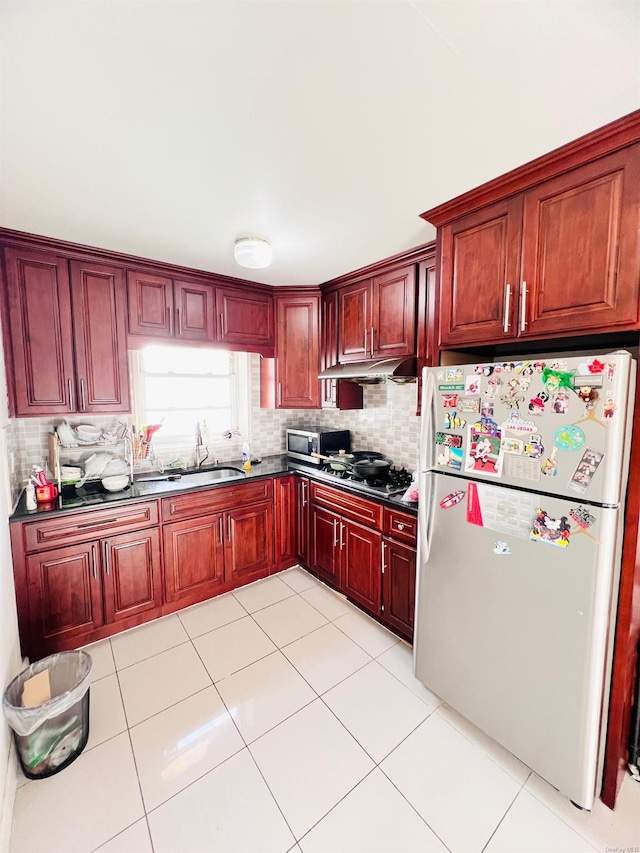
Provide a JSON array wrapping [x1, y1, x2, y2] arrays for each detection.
[[276, 295, 320, 409], [127, 270, 174, 338], [3, 248, 76, 416], [274, 476, 295, 567], [102, 528, 162, 623], [337, 280, 370, 362], [371, 264, 417, 358], [321, 292, 362, 411], [163, 514, 225, 603], [26, 542, 104, 653], [225, 502, 274, 585], [216, 287, 274, 348], [296, 476, 310, 564], [382, 537, 415, 641], [310, 504, 340, 587], [70, 261, 130, 413], [438, 197, 523, 346], [521, 146, 640, 337], [341, 518, 382, 615], [174, 279, 215, 342]]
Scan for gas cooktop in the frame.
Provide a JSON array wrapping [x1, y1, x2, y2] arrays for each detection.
[[288, 458, 414, 499]]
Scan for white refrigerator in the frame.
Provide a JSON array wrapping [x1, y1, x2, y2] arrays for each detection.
[[414, 350, 636, 809]]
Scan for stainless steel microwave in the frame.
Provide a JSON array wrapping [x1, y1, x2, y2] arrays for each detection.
[[286, 428, 351, 465]]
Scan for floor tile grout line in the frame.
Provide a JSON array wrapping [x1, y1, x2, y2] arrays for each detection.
[[376, 759, 455, 853], [515, 775, 604, 852], [111, 637, 193, 674], [244, 744, 299, 846], [433, 706, 531, 786], [478, 772, 532, 853]]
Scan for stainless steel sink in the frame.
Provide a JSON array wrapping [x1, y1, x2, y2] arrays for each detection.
[[134, 465, 247, 492]]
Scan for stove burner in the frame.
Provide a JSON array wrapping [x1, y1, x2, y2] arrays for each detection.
[[320, 461, 413, 495]]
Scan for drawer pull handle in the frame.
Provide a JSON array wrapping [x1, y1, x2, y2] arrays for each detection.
[[397, 523, 405, 531], [91, 545, 97, 580]]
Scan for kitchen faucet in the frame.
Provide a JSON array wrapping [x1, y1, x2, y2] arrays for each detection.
[[195, 421, 209, 468]]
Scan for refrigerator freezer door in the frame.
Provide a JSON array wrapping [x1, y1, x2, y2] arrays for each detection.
[[413, 474, 623, 809], [424, 351, 635, 505]]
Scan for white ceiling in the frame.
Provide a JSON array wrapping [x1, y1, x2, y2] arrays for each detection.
[[1, 1, 639, 286]]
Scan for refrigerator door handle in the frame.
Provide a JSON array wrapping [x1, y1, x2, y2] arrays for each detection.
[[418, 470, 435, 565], [420, 370, 436, 473]]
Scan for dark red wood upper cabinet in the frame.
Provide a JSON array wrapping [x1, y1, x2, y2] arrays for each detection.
[[438, 196, 523, 347], [174, 279, 216, 342], [3, 248, 76, 416], [70, 261, 130, 413], [126, 270, 174, 338], [437, 144, 640, 347], [520, 146, 640, 337], [216, 286, 274, 348], [338, 280, 370, 363], [127, 270, 216, 343], [2, 248, 130, 416], [371, 265, 417, 358], [275, 294, 320, 409], [337, 264, 417, 362], [321, 291, 363, 411]]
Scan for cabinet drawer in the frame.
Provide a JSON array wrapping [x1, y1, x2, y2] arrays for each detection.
[[383, 508, 417, 544], [161, 479, 273, 522], [310, 482, 382, 529], [22, 500, 159, 553]]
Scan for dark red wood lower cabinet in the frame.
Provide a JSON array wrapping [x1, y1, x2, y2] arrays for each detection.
[[274, 476, 295, 569], [163, 515, 225, 604], [226, 502, 274, 584], [341, 519, 381, 614], [295, 476, 310, 564], [381, 537, 416, 641], [26, 543, 104, 653], [311, 504, 341, 587], [102, 529, 162, 623]]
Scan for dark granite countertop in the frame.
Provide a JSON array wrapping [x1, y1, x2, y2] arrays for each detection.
[[11, 453, 418, 521]]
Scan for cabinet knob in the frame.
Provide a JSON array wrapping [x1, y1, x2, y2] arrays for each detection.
[[397, 523, 405, 531]]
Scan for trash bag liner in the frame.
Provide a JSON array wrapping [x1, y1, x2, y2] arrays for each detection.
[[3, 651, 92, 737]]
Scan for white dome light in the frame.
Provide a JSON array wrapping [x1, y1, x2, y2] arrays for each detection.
[[234, 237, 273, 269]]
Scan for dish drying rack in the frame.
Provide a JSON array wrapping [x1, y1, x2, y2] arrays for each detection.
[[49, 427, 134, 502]]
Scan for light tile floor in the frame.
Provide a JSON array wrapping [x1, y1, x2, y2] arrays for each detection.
[[9, 565, 640, 853]]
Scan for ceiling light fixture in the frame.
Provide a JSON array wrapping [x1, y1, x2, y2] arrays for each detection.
[[234, 237, 273, 269]]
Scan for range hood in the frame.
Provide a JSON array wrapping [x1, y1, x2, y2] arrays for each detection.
[[318, 357, 417, 384]]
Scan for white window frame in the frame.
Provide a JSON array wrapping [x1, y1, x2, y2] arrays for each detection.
[[129, 346, 250, 454]]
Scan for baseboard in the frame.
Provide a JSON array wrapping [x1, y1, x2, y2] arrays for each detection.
[[0, 738, 18, 853]]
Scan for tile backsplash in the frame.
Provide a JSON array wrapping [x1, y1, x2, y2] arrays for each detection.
[[9, 353, 421, 503]]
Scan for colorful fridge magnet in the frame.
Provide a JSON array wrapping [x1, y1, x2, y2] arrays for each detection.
[[440, 491, 465, 509], [501, 437, 524, 454], [576, 385, 599, 414], [523, 435, 544, 458], [606, 361, 616, 381], [553, 425, 586, 451], [551, 392, 570, 414], [464, 376, 481, 395], [481, 401, 495, 419], [518, 374, 532, 392], [502, 412, 536, 435], [493, 541, 511, 555], [530, 509, 571, 548], [442, 394, 458, 408], [541, 446, 559, 477], [575, 374, 603, 389], [465, 425, 503, 477], [542, 366, 574, 396], [568, 448, 604, 494], [602, 392, 617, 420], [527, 392, 548, 416], [439, 383, 464, 392], [533, 361, 546, 373], [435, 432, 463, 470], [458, 396, 481, 414], [569, 506, 596, 529], [445, 368, 463, 383], [444, 411, 466, 430]]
